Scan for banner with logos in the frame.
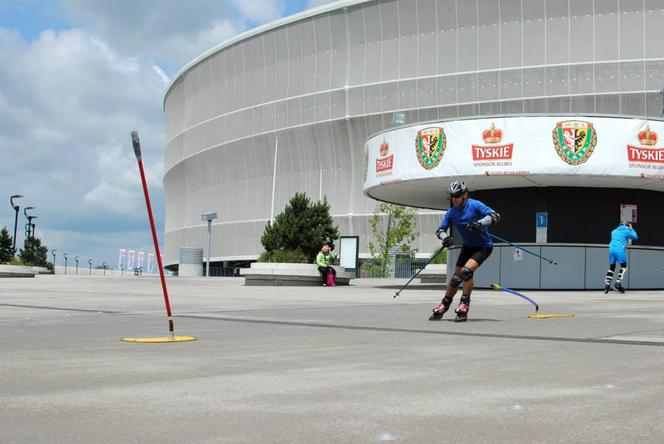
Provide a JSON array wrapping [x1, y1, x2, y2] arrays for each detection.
[[363, 116, 664, 191]]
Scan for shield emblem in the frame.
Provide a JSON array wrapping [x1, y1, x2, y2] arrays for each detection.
[[416, 127, 446, 170], [552, 121, 597, 165]]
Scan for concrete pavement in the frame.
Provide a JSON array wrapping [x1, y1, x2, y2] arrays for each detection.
[[2, 274, 664, 443]]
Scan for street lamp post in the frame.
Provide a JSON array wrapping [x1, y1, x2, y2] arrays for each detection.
[[29, 216, 37, 239], [75, 256, 79, 275], [23, 207, 35, 239], [88, 259, 92, 275], [51, 250, 56, 272], [10, 195, 23, 251], [63, 253, 68, 275], [102, 261, 107, 275], [201, 212, 218, 277]]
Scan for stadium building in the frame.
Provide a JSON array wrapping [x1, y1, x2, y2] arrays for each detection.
[[164, 0, 664, 288]]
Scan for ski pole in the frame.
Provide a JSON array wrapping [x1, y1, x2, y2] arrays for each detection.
[[489, 233, 558, 265], [394, 246, 446, 299], [131, 131, 175, 338], [491, 283, 539, 313]]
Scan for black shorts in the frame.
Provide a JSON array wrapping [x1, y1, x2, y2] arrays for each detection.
[[456, 246, 493, 268]]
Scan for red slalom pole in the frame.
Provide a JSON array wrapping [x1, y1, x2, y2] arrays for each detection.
[[131, 131, 174, 338]]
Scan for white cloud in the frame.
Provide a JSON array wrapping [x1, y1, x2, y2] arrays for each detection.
[[152, 65, 170, 86], [232, 0, 286, 24], [0, 26, 165, 262], [307, 0, 337, 9], [0, 0, 307, 265]]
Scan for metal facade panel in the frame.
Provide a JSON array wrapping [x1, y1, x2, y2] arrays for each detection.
[[499, 245, 541, 288], [594, 12, 619, 61], [628, 248, 664, 289], [546, 65, 569, 96], [500, 20, 522, 68], [645, 1, 664, 58], [500, 69, 522, 99], [478, 71, 499, 100], [522, 67, 545, 97]]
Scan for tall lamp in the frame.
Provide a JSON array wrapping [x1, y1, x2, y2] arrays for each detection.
[[201, 212, 218, 277], [10, 195, 23, 251]]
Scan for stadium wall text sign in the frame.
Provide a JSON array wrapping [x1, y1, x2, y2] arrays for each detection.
[[363, 116, 664, 191]]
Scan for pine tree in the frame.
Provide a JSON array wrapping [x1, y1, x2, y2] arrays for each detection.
[[261, 192, 340, 263], [19, 236, 49, 267], [0, 226, 15, 263]]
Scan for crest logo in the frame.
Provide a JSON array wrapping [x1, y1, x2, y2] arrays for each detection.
[[376, 138, 394, 175], [415, 127, 446, 170], [552, 120, 597, 165], [627, 124, 664, 163]]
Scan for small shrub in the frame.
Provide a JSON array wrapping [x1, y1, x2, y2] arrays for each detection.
[[430, 249, 447, 265], [257, 249, 308, 263]]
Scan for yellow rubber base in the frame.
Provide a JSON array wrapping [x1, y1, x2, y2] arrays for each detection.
[[120, 336, 197, 343], [528, 313, 575, 319]]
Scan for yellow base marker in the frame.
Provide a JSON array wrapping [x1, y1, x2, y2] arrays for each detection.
[[491, 283, 576, 319], [121, 336, 197, 343], [528, 313, 575, 319]]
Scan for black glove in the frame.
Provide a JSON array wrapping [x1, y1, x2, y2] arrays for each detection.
[[441, 236, 453, 248], [466, 221, 481, 232]]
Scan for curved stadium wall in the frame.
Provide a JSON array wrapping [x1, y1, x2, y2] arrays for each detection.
[[163, 0, 664, 266]]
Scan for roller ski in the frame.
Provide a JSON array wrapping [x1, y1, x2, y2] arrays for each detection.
[[615, 282, 625, 294], [454, 302, 469, 323], [604, 284, 611, 294], [429, 303, 449, 321]]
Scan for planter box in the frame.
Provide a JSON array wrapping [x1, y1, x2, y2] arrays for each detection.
[[0, 265, 38, 278], [241, 263, 354, 286], [419, 264, 447, 284]]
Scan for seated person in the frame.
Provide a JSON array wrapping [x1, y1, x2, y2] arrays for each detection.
[[316, 243, 336, 286]]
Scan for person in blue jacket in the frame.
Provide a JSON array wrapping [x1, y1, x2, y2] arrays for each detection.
[[430, 180, 500, 322], [604, 222, 638, 294]]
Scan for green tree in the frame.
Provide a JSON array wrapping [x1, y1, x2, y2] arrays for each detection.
[[19, 236, 50, 268], [261, 192, 340, 263], [367, 203, 418, 277], [0, 226, 15, 263]]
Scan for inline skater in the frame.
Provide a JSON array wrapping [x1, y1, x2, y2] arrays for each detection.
[[604, 222, 638, 294], [430, 180, 501, 322]]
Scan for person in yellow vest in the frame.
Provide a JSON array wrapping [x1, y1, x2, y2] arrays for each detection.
[[316, 243, 336, 286]]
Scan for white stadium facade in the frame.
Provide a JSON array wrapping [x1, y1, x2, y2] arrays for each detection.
[[164, 0, 664, 287]]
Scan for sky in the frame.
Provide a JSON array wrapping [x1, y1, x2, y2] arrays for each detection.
[[0, 0, 334, 269]]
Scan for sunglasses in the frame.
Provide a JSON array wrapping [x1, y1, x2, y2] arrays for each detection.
[[450, 193, 464, 199]]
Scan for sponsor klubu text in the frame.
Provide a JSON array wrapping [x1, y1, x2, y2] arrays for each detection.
[[376, 155, 394, 173], [627, 145, 664, 163], [472, 144, 513, 160]]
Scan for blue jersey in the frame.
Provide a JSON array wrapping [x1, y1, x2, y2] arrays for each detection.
[[609, 225, 638, 252], [438, 198, 495, 247]]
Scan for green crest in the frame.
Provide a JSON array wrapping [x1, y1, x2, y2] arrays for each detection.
[[416, 127, 446, 170]]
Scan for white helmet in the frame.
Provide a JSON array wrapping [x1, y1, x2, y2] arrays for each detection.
[[447, 180, 468, 196]]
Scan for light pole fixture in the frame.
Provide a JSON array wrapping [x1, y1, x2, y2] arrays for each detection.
[[51, 250, 56, 272], [102, 261, 107, 275], [63, 252, 68, 275], [201, 211, 218, 277], [10, 195, 23, 251], [23, 207, 34, 238], [88, 259, 93, 275], [24, 207, 37, 239], [75, 256, 79, 275]]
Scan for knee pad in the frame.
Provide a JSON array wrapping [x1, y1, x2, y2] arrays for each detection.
[[449, 274, 463, 289], [460, 267, 474, 281]]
